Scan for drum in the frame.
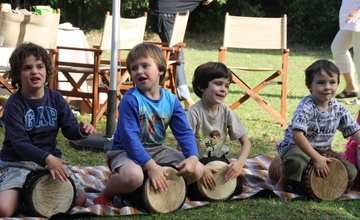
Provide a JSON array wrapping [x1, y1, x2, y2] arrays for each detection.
[[268, 156, 282, 182], [122, 166, 186, 213], [188, 158, 239, 201], [22, 170, 76, 217], [303, 157, 348, 201]]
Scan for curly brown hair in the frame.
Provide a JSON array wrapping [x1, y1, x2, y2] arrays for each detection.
[[9, 42, 53, 88]]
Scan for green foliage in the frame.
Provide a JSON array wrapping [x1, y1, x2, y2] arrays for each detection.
[[2, 0, 345, 46], [287, 0, 340, 46]]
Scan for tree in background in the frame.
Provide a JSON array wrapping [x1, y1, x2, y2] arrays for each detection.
[[0, 0, 342, 46]]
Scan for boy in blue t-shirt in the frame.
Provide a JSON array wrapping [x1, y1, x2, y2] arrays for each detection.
[[96, 43, 203, 205]]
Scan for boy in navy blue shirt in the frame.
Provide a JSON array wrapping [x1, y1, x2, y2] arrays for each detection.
[[0, 43, 95, 217]]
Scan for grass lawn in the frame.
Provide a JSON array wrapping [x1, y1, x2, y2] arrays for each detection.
[[2, 32, 360, 219]]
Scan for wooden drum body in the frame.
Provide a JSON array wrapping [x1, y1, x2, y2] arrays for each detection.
[[22, 170, 76, 217], [188, 158, 238, 201], [303, 157, 348, 201], [123, 166, 186, 213], [268, 156, 282, 182]]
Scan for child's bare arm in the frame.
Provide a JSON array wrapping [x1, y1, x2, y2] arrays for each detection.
[[79, 122, 96, 136], [293, 130, 330, 177], [143, 159, 168, 192], [45, 154, 69, 182], [350, 130, 360, 144], [177, 155, 199, 176], [225, 135, 251, 181], [200, 166, 216, 190]]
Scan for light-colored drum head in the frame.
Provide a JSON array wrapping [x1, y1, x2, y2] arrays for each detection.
[[31, 174, 75, 217], [144, 166, 186, 213], [306, 158, 348, 201], [197, 160, 237, 201]]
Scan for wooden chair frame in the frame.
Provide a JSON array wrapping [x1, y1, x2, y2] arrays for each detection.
[[218, 13, 289, 127], [0, 10, 59, 95], [54, 13, 147, 127]]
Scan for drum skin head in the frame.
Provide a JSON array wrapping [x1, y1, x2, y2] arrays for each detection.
[[144, 166, 186, 213], [31, 174, 75, 217], [306, 158, 348, 201], [197, 160, 237, 201]]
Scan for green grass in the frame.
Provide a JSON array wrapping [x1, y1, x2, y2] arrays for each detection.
[[3, 32, 360, 219]]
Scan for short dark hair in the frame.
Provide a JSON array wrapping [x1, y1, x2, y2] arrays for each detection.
[[9, 42, 53, 88], [126, 43, 167, 83], [305, 59, 340, 89], [192, 62, 232, 98]]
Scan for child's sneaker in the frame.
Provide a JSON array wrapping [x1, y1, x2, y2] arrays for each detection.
[[94, 195, 112, 206]]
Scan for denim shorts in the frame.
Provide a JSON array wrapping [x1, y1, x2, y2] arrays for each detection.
[[0, 160, 82, 192]]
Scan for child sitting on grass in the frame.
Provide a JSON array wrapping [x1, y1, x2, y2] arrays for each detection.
[[0, 43, 95, 217], [276, 59, 360, 193], [95, 43, 203, 205], [187, 62, 251, 190]]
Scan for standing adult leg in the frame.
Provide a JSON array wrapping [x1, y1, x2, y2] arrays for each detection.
[[156, 13, 194, 106], [352, 30, 360, 101], [331, 30, 359, 98]]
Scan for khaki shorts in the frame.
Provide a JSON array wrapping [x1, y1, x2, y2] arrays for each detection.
[[107, 145, 185, 172], [0, 160, 82, 193]]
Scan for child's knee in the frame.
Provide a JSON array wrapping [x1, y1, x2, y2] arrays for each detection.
[[283, 156, 308, 181], [118, 166, 144, 188]]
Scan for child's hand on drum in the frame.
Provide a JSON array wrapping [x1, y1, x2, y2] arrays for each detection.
[[145, 160, 168, 192], [313, 155, 331, 178], [201, 166, 216, 190], [225, 159, 244, 181], [177, 155, 199, 176], [45, 154, 69, 182], [80, 122, 96, 136]]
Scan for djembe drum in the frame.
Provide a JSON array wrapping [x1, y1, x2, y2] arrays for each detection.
[[188, 158, 239, 201], [268, 156, 282, 182], [122, 166, 186, 213], [22, 170, 76, 217], [303, 157, 348, 201]]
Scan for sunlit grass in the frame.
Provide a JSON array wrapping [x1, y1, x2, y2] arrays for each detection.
[[1, 31, 359, 219]]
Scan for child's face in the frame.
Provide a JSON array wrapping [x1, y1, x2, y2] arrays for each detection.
[[129, 56, 163, 93], [309, 70, 338, 106], [20, 55, 47, 95], [202, 77, 230, 106]]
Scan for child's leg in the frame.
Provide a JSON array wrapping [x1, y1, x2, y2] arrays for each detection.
[[0, 189, 19, 217], [103, 161, 144, 199], [282, 147, 310, 183]]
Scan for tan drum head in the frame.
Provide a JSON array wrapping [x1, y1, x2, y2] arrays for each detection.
[[144, 166, 186, 213], [197, 160, 237, 201], [31, 174, 75, 217], [306, 158, 348, 201], [269, 156, 282, 182]]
